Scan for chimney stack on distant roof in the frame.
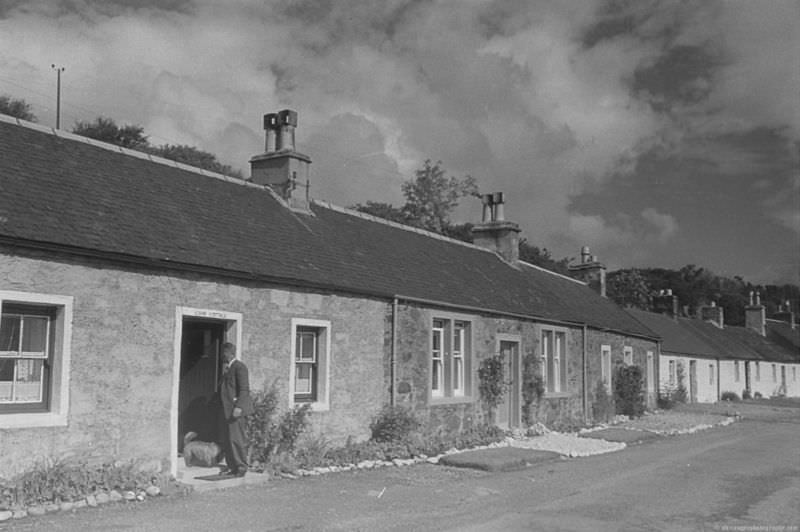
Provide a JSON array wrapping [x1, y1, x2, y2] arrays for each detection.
[[471, 192, 521, 265], [699, 300, 724, 329], [568, 245, 607, 297], [652, 289, 679, 320], [771, 299, 795, 330], [250, 109, 312, 213], [745, 290, 766, 336]]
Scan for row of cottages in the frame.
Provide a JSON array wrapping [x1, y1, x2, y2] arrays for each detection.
[[0, 110, 658, 479], [629, 292, 800, 402]]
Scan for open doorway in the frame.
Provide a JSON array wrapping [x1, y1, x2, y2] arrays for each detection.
[[171, 307, 242, 476], [178, 318, 225, 452]]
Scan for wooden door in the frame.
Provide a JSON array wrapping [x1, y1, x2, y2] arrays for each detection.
[[689, 360, 698, 403], [496, 340, 521, 429]]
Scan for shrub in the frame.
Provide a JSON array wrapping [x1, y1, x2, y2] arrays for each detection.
[[614, 365, 645, 418], [592, 379, 614, 422], [742, 389, 752, 400], [754, 391, 763, 399], [0, 460, 169, 509], [720, 391, 740, 402], [478, 354, 508, 419], [521, 355, 545, 426], [673, 362, 688, 404], [369, 405, 421, 443], [246, 385, 311, 466]]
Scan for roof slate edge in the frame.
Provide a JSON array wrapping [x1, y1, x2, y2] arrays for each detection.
[[519, 260, 587, 285], [312, 199, 496, 253], [0, 112, 257, 189]]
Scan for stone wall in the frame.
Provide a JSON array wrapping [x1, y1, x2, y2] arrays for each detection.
[[390, 303, 655, 432], [0, 247, 385, 478], [585, 330, 659, 413]]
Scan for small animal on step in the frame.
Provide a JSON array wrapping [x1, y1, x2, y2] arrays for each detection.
[[183, 432, 222, 467]]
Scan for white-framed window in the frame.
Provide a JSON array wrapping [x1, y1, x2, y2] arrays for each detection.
[[709, 364, 714, 386], [668, 359, 676, 386], [452, 321, 467, 397], [734, 361, 740, 382], [289, 318, 331, 411], [430, 317, 472, 401], [623, 346, 633, 366], [542, 328, 567, 394], [772, 364, 777, 383], [755, 362, 760, 382], [0, 291, 72, 428], [793, 367, 797, 381], [601, 345, 612, 392]]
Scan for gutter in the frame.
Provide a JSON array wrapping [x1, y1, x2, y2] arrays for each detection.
[[582, 324, 589, 422], [391, 297, 398, 407]]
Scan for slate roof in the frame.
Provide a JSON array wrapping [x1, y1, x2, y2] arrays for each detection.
[[0, 115, 655, 337], [766, 320, 800, 358], [626, 309, 717, 359], [627, 308, 797, 364]]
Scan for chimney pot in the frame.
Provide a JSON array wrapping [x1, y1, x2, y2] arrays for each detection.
[[492, 192, 505, 221], [580, 246, 591, 263], [481, 194, 493, 222]]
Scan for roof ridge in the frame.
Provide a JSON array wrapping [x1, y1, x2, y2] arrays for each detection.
[[518, 260, 587, 284], [0, 112, 262, 190], [310, 199, 499, 253]]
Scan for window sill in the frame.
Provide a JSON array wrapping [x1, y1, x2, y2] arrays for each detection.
[[293, 400, 329, 412], [429, 395, 474, 406], [0, 411, 67, 429], [542, 392, 572, 400]]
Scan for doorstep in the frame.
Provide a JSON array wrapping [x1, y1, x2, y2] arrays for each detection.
[[176, 463, 269, 492]]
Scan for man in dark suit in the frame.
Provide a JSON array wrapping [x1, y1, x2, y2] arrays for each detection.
[[218, 342, 252, 477]]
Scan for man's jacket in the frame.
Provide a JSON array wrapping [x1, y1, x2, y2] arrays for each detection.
[[219, 359, 253, 419]]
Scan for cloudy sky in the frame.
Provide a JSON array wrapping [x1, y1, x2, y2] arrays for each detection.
[[1, 0, 797, 283]]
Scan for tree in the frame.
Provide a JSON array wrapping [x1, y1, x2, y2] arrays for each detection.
[[519, 240, 571, 275], [0, 95, 36, 122], [71, 116, 244, 177], [150, 144, 243, 178], [400, 160, 478, 233], [72, 117, 149, 150], [607, 269, 653, 309], [352, 201, 409, 225]]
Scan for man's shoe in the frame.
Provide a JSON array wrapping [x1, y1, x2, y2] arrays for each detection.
[[234, 469, 246, 477]]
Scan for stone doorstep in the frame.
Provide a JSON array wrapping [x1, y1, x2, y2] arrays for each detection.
[[176, 465, 269, 492]]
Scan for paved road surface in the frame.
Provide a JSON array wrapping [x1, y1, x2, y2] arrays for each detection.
[[4, 408, 799, 531]]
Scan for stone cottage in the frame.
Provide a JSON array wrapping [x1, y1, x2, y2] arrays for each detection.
[[0, 110, 657, 478]]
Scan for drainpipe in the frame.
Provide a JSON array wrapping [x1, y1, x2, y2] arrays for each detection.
[[582, 324, 588, 422], [391, 297, 398, 407], [716, 358, 721, 402]]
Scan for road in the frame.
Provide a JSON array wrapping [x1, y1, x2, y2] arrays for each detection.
[[5, 406, 799, 532]]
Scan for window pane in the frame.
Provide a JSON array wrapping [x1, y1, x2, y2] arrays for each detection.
[[0, 359, 13, 401], [296, 331, 316, 361], [22, 316, 48, 355], [295, 363, 313, 395], [453, 357, 463, 393], [0, 316, 21, 353], [14, 359, 43, 402], [556, 332, 567, 391], [432, 360, 442, 394]]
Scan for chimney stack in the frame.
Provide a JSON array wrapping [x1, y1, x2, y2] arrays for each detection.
[[250, 109, 312, 213], [699, 301, 724, 329], [745, 290, 766, 336], [568, 246, 607, 297], [652, 289, 679, 319], [772, 299, 796, 330], [471, 192, 521, 264]]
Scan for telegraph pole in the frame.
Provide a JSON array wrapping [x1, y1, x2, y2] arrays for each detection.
[[51, 64, 65, 129]]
